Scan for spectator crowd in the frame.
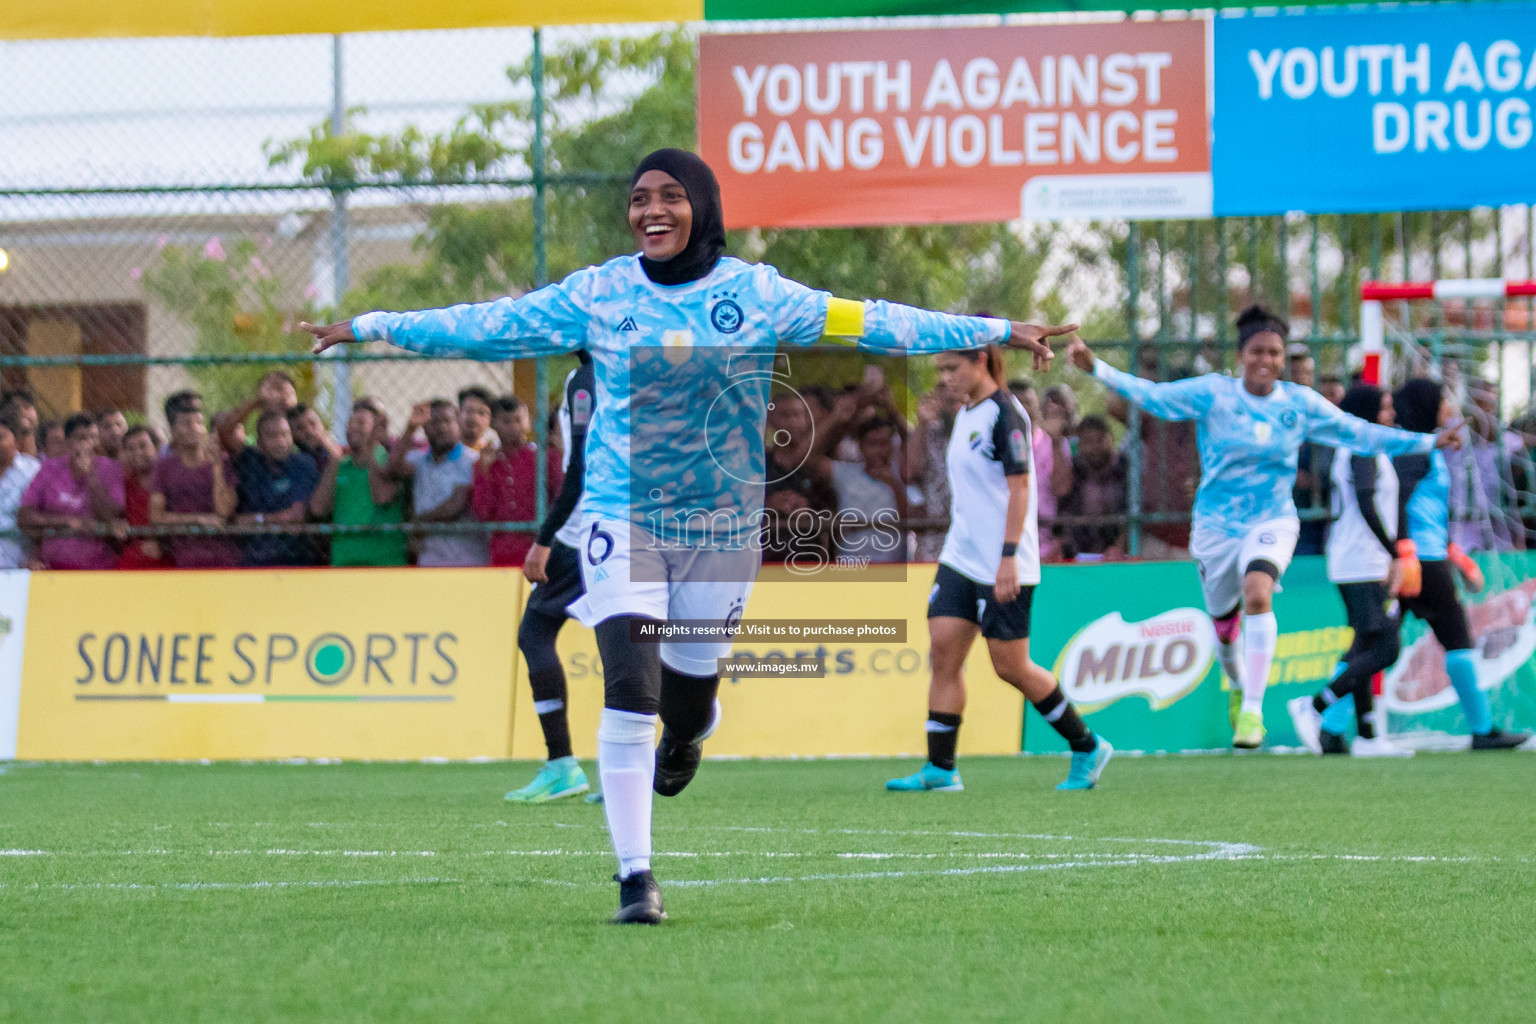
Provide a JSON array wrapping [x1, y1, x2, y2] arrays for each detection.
[[0, 371, 558, 571], [0, 355, 1532, 572]]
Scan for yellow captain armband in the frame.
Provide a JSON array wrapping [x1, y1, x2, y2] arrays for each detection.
[[822, 297, 865, 343]]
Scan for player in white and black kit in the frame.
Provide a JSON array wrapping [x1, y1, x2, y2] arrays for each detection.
[[505, 351, 602, 802], [1287, 384, 1414, 757], [887, 346, 1113, 793]]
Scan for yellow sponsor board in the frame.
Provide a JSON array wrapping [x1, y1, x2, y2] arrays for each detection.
[[510, 565, 1024, 759], [17, 569, 522, 760], [2, 0, 704, 41]]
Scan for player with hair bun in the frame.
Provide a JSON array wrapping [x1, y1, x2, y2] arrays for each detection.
[[1064, 306, 1455, 749], [887, 344, 1113, 794]]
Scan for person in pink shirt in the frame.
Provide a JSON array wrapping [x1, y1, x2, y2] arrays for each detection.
[[151, 391, 239, 568], [18, 413, 125, 570], [1008, 379, 1074, 560]]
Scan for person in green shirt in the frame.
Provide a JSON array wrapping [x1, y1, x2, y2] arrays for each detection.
[[309, 405, 407, 567]]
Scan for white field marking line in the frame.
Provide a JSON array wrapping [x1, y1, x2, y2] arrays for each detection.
[[0, 878, 458, 892], [3, 849, 1520, 866], [665, 843, 1261, 888]]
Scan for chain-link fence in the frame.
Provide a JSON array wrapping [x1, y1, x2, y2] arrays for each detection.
[[1, 17, 1533, 566]]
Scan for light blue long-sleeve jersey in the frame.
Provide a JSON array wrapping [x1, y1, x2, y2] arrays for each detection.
[[1092, 359, 1436, 539], [353, 254, 1009, 527]]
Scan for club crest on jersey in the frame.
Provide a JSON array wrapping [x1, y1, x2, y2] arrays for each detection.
[[710, 298, 744, 335], [662, 329, 694, 365], [968, 430, 984, 451], [1253, 422, 1273, 442], [1280, 409, 1298, 429]]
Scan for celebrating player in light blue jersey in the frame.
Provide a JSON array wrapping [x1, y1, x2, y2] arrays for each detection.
[[304, 148, 1074, 924], [1064, 306, 1451, 749]]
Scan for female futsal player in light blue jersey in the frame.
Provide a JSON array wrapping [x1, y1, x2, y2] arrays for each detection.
[[304, 148, 1075, 924], [1064, 307, 1454, 749]]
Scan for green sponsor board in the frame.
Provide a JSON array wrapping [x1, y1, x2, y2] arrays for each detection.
[[1026, 553, 1536, 753], [1385, 552, 1536, 741]]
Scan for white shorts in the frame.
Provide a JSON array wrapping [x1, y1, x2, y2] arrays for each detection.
[[1189, 517, 1300, 618], [568, 515, 760, 676]]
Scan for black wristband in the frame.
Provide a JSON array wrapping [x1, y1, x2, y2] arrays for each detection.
[[1001, 542, 1018, 558]]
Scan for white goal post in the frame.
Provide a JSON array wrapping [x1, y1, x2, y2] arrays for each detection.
[[1360, 278, 1536, 386]]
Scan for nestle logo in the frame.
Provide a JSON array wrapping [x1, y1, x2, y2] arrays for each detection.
[[1138, 619, 1195, 639]]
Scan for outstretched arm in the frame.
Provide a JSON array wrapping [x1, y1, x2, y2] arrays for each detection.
[[303, 273, 591, 360], [1064, 334, 1214, 423], [762, 269, 1073, 371], [1303, 392, 1436, 458]]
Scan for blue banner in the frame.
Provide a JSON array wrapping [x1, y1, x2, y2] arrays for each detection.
[[1213, 3, 1536, 215]]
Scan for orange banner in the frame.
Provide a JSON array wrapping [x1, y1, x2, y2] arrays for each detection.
[[699, 22, 1211, 228]]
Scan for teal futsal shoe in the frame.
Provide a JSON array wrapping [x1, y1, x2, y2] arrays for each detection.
[[885, 762, 964, 792], [1056, 738, 1114, 791], [504, 756, 590, 803]]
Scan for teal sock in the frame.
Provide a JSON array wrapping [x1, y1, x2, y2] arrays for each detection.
[[1445, 649, 1491, 735], [1320, 693, 1355, 735]]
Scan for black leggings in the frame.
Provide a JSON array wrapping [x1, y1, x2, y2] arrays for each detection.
[[594, 615, 720, 740], [516, 608, 566, 676], [1400, 560, 1473, 652], [1323, 581, 1402, 730]]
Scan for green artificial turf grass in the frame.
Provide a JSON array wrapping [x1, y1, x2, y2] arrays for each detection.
[[0, 755, 1532, 1023]]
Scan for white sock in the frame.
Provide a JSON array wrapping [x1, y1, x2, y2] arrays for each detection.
[[1241, 612, 1278, 717], [597, 708, 658, 880], [1216, 639, 1242, 688]]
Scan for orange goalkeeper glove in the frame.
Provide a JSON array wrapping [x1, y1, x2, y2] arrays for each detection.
[[1394, 539, 1422, 598], [1447, 542, 1485, 594]]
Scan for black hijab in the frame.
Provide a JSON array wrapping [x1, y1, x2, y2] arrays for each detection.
[[631, 149, 725, 286], [1339, 384, 1384, 424], [1394, 378, 1443, 434]]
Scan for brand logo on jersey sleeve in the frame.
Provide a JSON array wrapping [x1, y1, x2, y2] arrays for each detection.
[[571, 389, 592, 425], [1053, 608, 1216, 713], [1008, 428, 1028, 462], [710, 298, 744, 335]]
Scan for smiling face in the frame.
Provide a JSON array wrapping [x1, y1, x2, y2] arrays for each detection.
[[1239, 331, 1286, 395], [628, 170, 693, 262]]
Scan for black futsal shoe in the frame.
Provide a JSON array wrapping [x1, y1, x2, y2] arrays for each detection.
[[1471, 729, 1531, 751], [1319, 730, 1349, 755], [653, 729, 703, 796], [612, 871, 666, 925]]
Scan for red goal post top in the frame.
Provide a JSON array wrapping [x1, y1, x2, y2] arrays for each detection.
[[1362, 280, 1536, 301]]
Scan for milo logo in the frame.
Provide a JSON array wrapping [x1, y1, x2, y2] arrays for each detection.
[[1054, 609, 1216, 712]]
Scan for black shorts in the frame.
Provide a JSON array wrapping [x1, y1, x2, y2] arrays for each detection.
[[524, 540, 585, 620], [927, 563, 1033, 641], [1399, 559, 1473, 652]]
